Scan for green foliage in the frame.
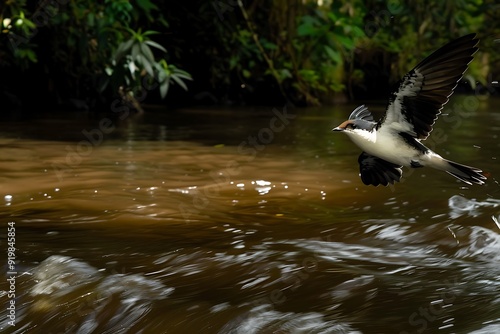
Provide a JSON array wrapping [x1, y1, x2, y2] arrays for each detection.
[[207, 0, 367, 105], [293, 5, 366, 100], [105, 29, 191, 99], [0, 1, 37, 68], [0, 0, 191, 106], [1, 0, 499, 108], [200, 0, 498, 105], [366, 0, 493, 85]]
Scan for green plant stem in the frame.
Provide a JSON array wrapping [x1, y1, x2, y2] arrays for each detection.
[[237, 0, 288, 100]]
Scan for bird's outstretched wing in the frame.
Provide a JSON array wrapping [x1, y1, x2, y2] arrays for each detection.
[[378, 33, 479, 139], [358, 152, 402, 186]]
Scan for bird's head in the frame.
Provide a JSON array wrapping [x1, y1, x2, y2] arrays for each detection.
[[333, 119, 359, 132], [332, 105, 377, 146], [332, 105, 376, 135], [333, 119, 377, 145]]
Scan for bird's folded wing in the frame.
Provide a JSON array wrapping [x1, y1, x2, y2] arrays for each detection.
[[358, 152, 403, 186], [378, 33, 478, 139]]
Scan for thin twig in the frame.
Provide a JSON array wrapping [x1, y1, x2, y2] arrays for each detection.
[[237, 0, 288, 100]]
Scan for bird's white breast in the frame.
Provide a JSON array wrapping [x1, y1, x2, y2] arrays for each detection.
[[345, 128, 419, 166]]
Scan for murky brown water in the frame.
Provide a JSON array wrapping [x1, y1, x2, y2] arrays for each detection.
[[1, 97, 500, 334]]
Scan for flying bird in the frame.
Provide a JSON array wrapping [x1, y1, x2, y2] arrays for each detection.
[[333, 33, 486, 187]]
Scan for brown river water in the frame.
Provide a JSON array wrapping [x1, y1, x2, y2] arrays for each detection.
[[0, 97, 500, 334]]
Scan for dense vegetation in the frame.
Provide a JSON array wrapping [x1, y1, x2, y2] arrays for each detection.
[[0, 0, 499, 112]]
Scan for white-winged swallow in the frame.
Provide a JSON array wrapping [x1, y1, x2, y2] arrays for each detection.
[[333, 33, 486, 186]]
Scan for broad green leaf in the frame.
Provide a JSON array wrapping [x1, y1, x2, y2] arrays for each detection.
[[115, 39, 134, 60], [261, 39, 278, 50], [128, 60, 137, 76], [327, 12, 337, 22], [138, 54, 154, 76], [335, 35, 354, 50], [105, 67, 113, 76], [352, 26, 365, 38], [142, 30, 159, 37], [300, 15, 319, 25], [324, 45, 341, 63], [136, 0, 159, 12], [22, 18, 36, 29], [131, 44, 141, 60], [278, 68, 292, 80], [144, 40, 167, 53], [87, 13, 95, 26], [156, 64, 167, 82], [171, 74, 188, 90], [172, 67, 192, 78], [160, 80, 169, 98], [140, 43, 155, 63], [297, 23, 316, 36], [26, 49, 37, 62], [173, 73, 192, 80]]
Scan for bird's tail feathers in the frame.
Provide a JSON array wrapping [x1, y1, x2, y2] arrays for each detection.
[[443, 159, 486, 185]]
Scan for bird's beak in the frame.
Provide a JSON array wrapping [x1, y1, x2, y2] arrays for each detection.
[[332, 120, 351, 132]]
